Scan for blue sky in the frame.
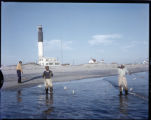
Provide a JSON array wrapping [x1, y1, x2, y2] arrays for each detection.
[[1, 2, 149, 65]]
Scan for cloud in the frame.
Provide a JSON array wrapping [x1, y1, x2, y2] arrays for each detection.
[[143, 41, 148, 46], [88, 34, 122, 46], [63, 41, 73, 50], [121, 40, 145, 52], [44, 39, 60, 47], [43, 39, 73, 51], [122, 41, 137, 49], [122, 40, 148, 51], [122, 44, 135, 49]]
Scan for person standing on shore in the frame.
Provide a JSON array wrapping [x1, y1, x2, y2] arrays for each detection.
[[118, 64, 129, 95], [0, 69, 4, 89], [43, 66, 53, 94], [16, 61, 23, 83]]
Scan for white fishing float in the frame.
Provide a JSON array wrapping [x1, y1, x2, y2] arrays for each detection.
[[64, 86, 67, 90], [72, 90, 75, 94], [133, 78, 136, 80], [37, 85, 42, 88], [130, 88, 133, 91]]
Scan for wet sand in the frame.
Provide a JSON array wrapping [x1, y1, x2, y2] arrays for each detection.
[[1, 63, 148, 90]]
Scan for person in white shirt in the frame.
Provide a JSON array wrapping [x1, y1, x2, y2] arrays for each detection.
[[118, 64, 129, 95]]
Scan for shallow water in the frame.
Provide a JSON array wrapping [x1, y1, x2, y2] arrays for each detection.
[[0, 72, 148, 119]]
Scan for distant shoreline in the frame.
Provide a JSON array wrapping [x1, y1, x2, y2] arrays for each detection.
[[1, 63, 148, 91]]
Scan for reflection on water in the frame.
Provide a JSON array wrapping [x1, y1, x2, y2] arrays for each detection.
[[17, 90, 22, 103], [1, 72, 148, 119], [0, 92, 1, 120], [43, 94, 54, 116], [119, 95, 128, 116], [45, 94, 53, 105]]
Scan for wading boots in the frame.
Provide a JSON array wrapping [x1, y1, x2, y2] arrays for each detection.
[[45, 88, 48, 94]]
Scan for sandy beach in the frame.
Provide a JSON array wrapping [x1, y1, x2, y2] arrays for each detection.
[[1, 63, 148, 90]]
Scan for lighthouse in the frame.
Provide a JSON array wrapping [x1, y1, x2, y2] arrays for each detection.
[[37, 25, 61, 66], [38, 25, 43, 58]]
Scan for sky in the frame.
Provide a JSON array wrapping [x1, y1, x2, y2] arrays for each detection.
[[1, 2, 149, 65]]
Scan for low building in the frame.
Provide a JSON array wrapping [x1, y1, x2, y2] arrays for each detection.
[[89, 58, 96, 64], [142, 58, 148, 64], [39, 57, 60, 66], [100, 59, 104, 63]]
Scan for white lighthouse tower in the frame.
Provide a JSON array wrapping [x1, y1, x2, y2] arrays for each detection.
[[38, 25, 43, 58]]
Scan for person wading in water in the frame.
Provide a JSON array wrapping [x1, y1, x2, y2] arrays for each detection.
[[43, 66, 53, 94], [118, 64, 129, 95]]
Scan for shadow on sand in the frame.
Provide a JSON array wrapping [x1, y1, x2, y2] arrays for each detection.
[[22, 75, 42, 83]]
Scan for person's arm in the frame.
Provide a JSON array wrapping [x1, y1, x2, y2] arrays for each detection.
[[18, 64, 23, 73], [50, 70, 53, 77], [20, 66, 23, 74], [51, 72, 53, 77], [16, 64, 18, 70], [125, 68, 129, 75], [128, 69, 131, 75]]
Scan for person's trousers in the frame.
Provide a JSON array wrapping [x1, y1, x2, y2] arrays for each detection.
[[118, 76, 128, 92], [44, 78, 53, 88], [44, 78, 53, 93], [17, 70, 21, 83]]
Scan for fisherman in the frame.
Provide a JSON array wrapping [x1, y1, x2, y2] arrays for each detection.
[[0, 69, 4, 89], [16, 61, 23, 83], [118, 64, 129, 95], [43, 66, 53, 94]]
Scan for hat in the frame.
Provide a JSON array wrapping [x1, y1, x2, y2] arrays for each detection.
[[121, 64, 125, 68]]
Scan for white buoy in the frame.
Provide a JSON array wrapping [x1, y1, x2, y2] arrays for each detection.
[[64, 86, 67, 90], [130, 88, 133, 91], [37, 85, 42, 87], [72, 90, 75, 94], [133, 78, 136, 80]]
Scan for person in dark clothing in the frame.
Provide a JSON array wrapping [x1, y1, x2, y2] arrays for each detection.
[[0, 70, 4, 89], [43, 66, 53, 94]]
